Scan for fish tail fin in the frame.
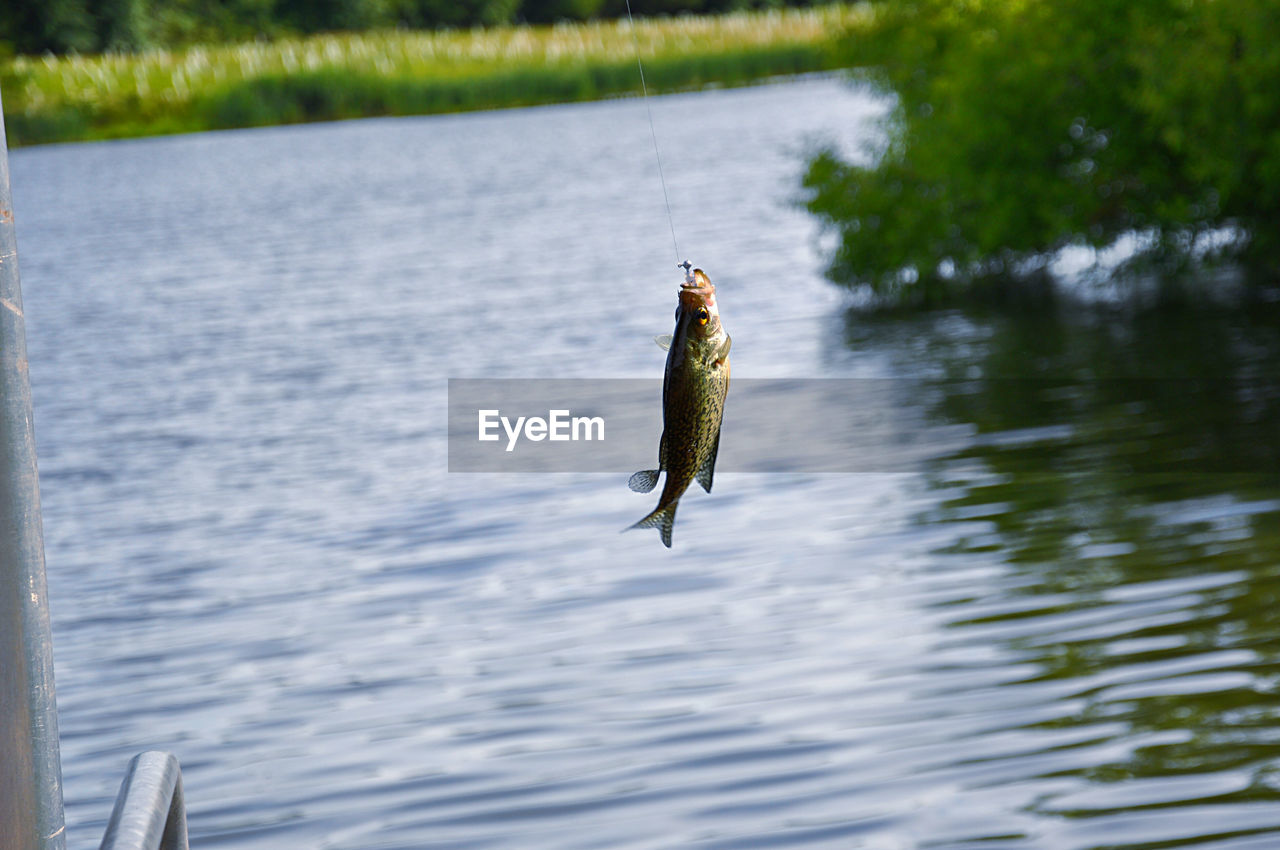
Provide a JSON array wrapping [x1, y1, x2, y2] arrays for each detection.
[[625, 502, 677, 548]]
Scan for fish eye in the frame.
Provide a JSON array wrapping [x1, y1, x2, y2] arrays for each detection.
[[696, 307, 710, 325]]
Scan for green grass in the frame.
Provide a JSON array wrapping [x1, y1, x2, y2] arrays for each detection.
[[1, 6, 866, 146]]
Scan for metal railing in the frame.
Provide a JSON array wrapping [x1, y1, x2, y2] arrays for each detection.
[[0, 85, 67, 850], [1, 91, 191, 850], [99, 753, 190, 850]]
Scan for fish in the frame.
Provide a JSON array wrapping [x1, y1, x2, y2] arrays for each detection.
[[626, 267, 731, 547]]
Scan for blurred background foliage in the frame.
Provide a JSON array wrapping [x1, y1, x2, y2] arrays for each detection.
[[0, 7, 852, 146], [0, 0, 837, 54], [12, 0, 1276, 310], [803, 0, 1280, 306]]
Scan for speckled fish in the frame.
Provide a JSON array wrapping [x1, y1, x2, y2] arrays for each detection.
[[626, 268, 731, 548]]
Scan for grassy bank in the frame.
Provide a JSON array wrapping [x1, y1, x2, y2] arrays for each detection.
[[1, 6, 864, 147]]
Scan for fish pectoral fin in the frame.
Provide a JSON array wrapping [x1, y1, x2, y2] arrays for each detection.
[[696, 431, 721, 493], [708, 334, 732, 367], [654, 334, 673, 351], [628, 469, 660, 493], [625, 501, 678, 548]]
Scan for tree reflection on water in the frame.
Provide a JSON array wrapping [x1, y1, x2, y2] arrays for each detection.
[[853, 298, 1280, 842]]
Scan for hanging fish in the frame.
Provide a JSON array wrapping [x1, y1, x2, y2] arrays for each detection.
[[627, 267, 731, 548]]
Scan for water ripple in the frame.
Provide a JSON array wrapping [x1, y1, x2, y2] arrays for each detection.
[[11, 77, 1280, 849]]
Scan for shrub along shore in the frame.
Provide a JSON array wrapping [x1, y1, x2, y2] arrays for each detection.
[[1, 6, 864, 147]]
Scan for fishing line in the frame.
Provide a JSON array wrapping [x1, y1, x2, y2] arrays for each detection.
[[624, 0, 682, 267]]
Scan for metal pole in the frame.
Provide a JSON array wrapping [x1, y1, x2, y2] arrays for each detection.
[[99, 753, 189, 850], [0, 92, 67, 850]]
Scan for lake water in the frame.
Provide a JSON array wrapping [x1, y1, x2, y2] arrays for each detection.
[[12, 76, 1280, 849]]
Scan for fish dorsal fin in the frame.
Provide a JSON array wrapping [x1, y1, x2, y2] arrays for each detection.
[[655, 334, 673, 351], [696, 431, 721, 494]]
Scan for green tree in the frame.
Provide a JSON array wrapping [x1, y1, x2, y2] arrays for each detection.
[[145, 0, 280, 45], [522, 0, 606, 23], [1, 0, 95, 53], [92, 0, 148, 49], [383, 0, 520, 27], [272, 0, 392, 32], [803, 0, 1280, 305]]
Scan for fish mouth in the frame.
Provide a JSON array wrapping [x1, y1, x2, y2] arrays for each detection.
[[680, 268, 714, 291], [678, 286, 717, 312], [678, 268, 719, 315]]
